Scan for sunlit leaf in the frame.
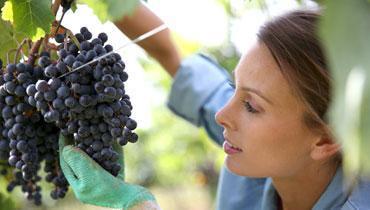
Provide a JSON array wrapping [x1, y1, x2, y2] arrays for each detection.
[[1, 0, 53, 41], [0, 18, 22, 63]]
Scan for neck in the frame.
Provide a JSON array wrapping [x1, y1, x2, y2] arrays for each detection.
[[273, 160, 339, 210]]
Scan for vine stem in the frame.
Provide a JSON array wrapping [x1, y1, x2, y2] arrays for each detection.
[[27, 40, 32, 51], [27, 39, 43, 66], [55, 10, 67, 36], [14, 39, 28, 64], [52, 0, 62, 16], [6, 49, 17, 64], [41, 35, 50, 52], [24, 0, 61, 66]]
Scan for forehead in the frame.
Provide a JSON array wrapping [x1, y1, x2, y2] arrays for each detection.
[[235, 42, 301, 109]]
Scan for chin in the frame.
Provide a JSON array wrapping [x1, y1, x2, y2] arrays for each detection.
[[225, 157, 246, 176], [225, 157, 266, 178]]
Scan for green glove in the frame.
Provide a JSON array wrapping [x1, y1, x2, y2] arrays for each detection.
[[59, 135, 158, 209], [112, 139, 125, 180]]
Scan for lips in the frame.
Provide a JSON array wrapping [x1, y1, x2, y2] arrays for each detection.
[[223, 140, 243, 155]]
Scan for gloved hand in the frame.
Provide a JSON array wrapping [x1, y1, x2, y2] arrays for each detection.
[[59, 135, 160, 209]]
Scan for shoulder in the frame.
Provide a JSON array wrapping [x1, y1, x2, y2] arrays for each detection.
[[342, 177, 370, 209]]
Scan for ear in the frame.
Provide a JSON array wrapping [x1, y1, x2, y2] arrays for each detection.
[[310, 134, 341, 161]]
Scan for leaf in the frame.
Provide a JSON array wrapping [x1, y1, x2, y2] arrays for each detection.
[[319, 0, 370, 177], [0, 0, 5, 14], [79, 0, 139, 22], [1, 0, 54, 41], [71, 1, 77, 12], [0, 178, 16, 210], [0, 18, 21, 63], [0, 193, 15, 210], [1, 1, 11, 22]]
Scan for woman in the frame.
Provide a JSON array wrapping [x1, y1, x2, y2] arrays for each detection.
[[215, 10, 343, 209], [59, 3, 370, 210]]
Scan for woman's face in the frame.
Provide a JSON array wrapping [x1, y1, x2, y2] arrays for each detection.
[[215, 42, 320, 178]]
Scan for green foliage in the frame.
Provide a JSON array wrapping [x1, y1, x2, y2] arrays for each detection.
[[0, 177, 16, 210], [216, 0, 232, 16], [71, 1, 78, 12], [0, 0, 5, 11], [126, 55, 224, 194], [320, 0, 370, 177], [0, 193, 16, 210], [0, 0, 139, 64], [125, 105, 223, 191], [1, 0, 54, 41], [78, 0, 139, 22], [204, 44, 240, 74], [0, 19, 20, 62]]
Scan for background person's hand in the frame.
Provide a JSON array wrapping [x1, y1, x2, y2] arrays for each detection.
[[59, 135, 160, 209]]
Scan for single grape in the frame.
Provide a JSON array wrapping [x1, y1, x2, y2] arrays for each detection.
[[38, 56, 51, 68], [55, 34, 65, 43], [98, 33, 108, 44]]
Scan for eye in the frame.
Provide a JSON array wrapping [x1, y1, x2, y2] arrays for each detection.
[[243, 101, 258, 113]]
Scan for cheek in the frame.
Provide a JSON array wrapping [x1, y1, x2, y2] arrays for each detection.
[[227, 116, 311, 177]]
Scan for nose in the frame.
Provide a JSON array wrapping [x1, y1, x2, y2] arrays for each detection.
[[215, 100, 237, 131]]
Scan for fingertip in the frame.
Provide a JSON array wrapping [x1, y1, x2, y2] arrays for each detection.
[[62, 146, 84, 160]]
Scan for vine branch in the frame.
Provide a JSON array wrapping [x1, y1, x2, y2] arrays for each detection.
[[27, 39, 44, 66], [6, 49, 17, 65], [52, 0, 62, 16], [14, 39, 28, 64], [25, 0, 62, 66]]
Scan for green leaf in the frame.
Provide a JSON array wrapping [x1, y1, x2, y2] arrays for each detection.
[[0, 18, 21, 63], [1, 0, 54, 41], [319, 0, 370, 177], [71, 1, 77, 12], [0, 0, 5, 14], [79, 0, 139, 22], [1, 1, 12, 22], [0, 178, 16, 210], [0, 193, 15, 210]]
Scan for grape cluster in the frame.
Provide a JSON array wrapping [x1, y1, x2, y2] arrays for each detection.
[[0, 62, 68, 205], [0, 26, 138, 205], [30, 27, 138, 176]]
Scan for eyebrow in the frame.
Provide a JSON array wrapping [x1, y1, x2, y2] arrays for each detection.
[[231, 70, 274, 105]]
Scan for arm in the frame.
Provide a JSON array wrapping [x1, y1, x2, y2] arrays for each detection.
[[114, 2, 181, 77], [116, 4, 229, 145]]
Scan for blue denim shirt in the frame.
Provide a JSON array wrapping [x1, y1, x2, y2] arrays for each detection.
[[167, 54, 370, 210]]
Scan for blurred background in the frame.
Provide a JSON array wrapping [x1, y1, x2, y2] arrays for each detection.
[[0, 0, 320, 209]]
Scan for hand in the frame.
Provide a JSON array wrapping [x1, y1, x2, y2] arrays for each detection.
[[59, 135, 160, 209]]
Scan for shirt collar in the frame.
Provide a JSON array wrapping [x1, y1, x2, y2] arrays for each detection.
[[261, 165, 349, 210]]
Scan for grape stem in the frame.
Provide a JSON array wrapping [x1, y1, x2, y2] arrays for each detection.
[[66, 30, 81, 49], [52, 0, 62, 16], [41, 35, 50, 53], [6, 48, 17, 64], [55, 11, 67, 36], [27, 39, 32, 51], [14, 39, 28, 64], [47, 42, 59, 51], [27, 39, 44, 66]]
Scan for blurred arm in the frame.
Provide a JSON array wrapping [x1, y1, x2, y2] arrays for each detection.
[[129, 201, 162, 210], [114, 3, 181, 77]]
